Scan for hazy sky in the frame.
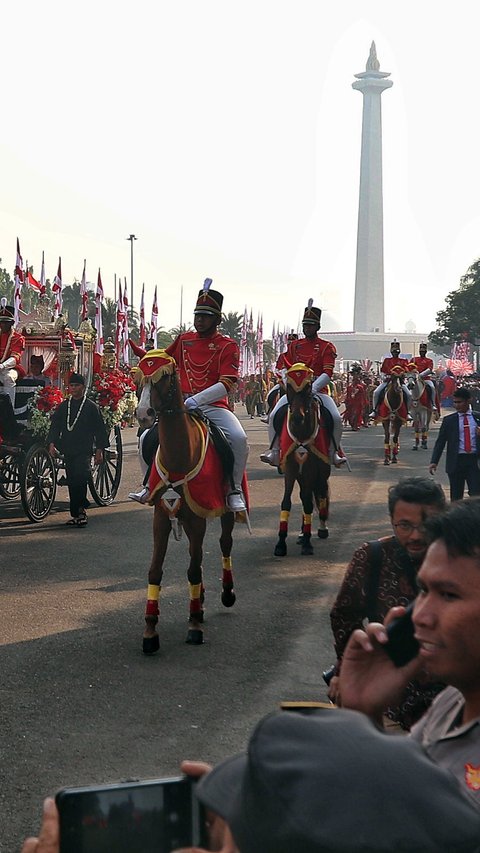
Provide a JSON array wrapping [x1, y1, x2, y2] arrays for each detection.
[[2, 1, 479, 340]]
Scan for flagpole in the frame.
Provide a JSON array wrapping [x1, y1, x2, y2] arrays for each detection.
[[126, 234, 137, 321]]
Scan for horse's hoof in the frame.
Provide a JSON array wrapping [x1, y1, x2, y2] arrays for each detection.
[[186, 628, 204, 645], [392, 456, 398, 463], [422, 443, 428, 450], [274, 542, 287, 557], [318, 528, 329, 539], [221, 588, 236, 608], [143, 635, 160, 655], [384, 458, 390, 466], [412, 445, 418, 451], [301, 543, 314, 555]]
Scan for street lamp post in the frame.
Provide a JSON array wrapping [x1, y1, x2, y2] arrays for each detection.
[[126, 234, 137, 320]]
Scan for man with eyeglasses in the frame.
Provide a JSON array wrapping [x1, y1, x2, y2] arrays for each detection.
[[429, 386, 480, 501], [328, 476, 446, 729]]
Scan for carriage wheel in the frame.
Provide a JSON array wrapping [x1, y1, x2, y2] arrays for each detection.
[[20, 445, 57, 522], [0, 453, 21, 500], [88, 425, 123, 506]]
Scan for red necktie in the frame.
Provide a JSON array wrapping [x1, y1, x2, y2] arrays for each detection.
[[464, 414, 472, 453]]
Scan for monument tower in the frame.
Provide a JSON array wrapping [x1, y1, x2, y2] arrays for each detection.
[[352, 42, 392, 333]]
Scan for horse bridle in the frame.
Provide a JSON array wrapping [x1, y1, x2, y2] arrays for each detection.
[[151, 370, 180, 417], [287, 389, 320, 446]]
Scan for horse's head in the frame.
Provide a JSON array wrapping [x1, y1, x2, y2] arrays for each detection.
[[135, 350, 179, 426], [285, 363, 315, 435], [405, 363, 424, 399]]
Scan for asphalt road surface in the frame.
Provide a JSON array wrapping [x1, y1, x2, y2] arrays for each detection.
[[0, 408, 448, 851]]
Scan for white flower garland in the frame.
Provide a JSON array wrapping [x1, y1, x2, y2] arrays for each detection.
[[66, 394, 87, 432]]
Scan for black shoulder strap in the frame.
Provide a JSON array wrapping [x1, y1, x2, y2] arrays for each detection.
[[364, 540, 383, 623]]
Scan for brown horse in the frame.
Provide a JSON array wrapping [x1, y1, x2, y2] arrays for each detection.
[[135, 351, 238, 653], [273, 364, 331, 557], [376, 374, 409, 465]]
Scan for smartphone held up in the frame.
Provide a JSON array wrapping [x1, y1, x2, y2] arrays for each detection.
[[56, 775, 207, 853], [384, 601, 420, 667]]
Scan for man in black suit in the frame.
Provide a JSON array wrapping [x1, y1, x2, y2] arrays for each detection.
[[429, 386, 480, 501]]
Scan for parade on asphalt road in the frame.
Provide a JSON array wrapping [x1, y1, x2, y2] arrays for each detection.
[[3, 288, 480, 851]]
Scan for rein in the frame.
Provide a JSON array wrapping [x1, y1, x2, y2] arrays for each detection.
[[287, 395, 320, 447], [151, 370, 182, 417]]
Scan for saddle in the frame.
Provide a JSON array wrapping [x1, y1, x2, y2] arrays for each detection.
[[141, 411, 235, 487], [192, 411, 234, 487]]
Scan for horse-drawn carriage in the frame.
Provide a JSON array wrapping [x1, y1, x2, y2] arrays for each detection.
[[0, 306, 125, 522]]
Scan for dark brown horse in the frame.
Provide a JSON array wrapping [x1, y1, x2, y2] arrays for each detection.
[[376, 374, 409, 465], [136, 351, 237, 653], [273, 364, 331, 557]]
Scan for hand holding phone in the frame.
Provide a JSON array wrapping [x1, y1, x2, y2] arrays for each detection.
[[56, 775, 207, 853], [384, 602, 420, 667]]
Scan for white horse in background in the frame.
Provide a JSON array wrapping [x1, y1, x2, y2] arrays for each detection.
[[407, 369, 438, 450]]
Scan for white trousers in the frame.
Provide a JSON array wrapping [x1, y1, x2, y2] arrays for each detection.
[[373, 381, 412, 408], [0, 368, 17, 407], [267, 392, 342, 452]]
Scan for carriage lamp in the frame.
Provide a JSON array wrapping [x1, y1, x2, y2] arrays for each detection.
[[59, 336, 77, 385], [101, 338, 117, 372]]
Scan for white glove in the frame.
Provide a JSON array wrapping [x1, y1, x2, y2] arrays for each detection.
[[419, 368, 433, 379], [184, 396, 198, 411], [0, 363, 4, 371], [1, 357, 16, 370], [312, 372, 331, 394]]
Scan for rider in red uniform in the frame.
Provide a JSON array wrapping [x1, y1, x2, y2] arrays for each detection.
[[261, 301, 345, 467], [411, 343, 438, 412], [0, 299, 25, 408], [371, 339, 410, 417], [130, 280, 248, 512]]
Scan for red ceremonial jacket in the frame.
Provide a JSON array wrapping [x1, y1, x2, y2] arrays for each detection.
[[166, 331, 239, 409], [412, 356, 434, 373], [283, 336, 337, 389], [0, 328, 26, 378], [380, 356, 409, 377]]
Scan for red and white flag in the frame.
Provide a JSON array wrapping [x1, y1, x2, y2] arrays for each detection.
[[115, 281, 126, 365], [150, 285, 158, 348], [80, 259, 88, 321], [14, 238, 24, 284], [52, 257, 63, 318], [95, 268, 104, 354], [26, 270, 42, 294], [39, 251, 46, 297], [122, 280, 129, 363], [256, 313, 264, 374], [13, 238, 24, 325], [239, 306, 248, 377], [139, 283, 146, 347]]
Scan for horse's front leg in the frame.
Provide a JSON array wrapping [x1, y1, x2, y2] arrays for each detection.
[[392, 420, 401, 463], [219, 511, 236, 608], [298, 480, 314, 556], [274, 471, 294, 557], [315, 465, 330, 540], [143, 507, 172, 655], [183, 513, 207, 645], [383, 422, 391, 465]]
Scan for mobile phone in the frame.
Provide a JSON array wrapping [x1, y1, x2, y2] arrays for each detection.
[[56, 775, 208, 853], [385, 601, 420, 667]]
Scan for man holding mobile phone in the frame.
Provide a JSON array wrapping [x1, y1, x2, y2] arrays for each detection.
[[339, 497, 480, 809], [328, 476, 446, 729]]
